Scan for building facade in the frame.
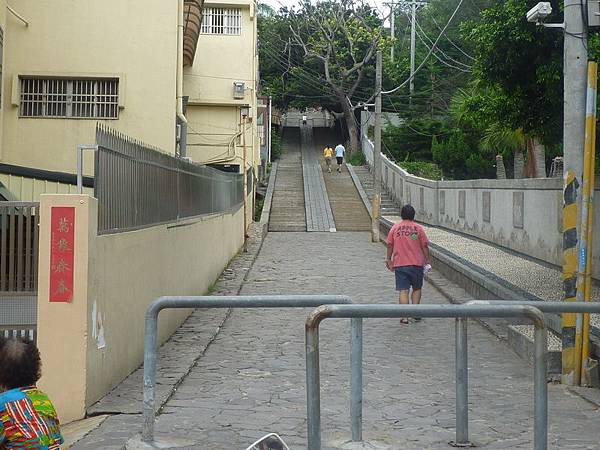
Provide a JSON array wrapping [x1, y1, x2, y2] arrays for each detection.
[[1, 1, 180, 177], [0, 0, 259, 201], [183, 0, 260, 173]]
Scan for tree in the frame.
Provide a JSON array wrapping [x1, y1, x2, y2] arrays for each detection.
[[463, 0, 563, 147], [288, 0, 385, 153]]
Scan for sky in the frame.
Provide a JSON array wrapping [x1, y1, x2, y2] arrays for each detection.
[[260, 0, 391, 18]]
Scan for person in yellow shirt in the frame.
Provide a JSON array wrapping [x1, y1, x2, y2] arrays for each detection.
[[323, 146, 334, 173]]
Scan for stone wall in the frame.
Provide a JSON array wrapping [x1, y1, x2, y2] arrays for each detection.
[[362, 138, 600, 279]]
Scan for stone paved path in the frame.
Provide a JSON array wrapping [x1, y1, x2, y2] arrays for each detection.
[[269, 129, 306, 232], [313, 128, 371, 232], [145, 232, 599, 449], [301, 126, 336, 232]]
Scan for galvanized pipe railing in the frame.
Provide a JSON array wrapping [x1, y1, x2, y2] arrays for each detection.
[[141, 295, 362, 445], [305, 304, 547, 450], [466, 299, 600, 314]]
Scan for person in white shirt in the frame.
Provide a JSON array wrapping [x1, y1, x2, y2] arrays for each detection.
[[334, 144, 345, 173], [302, 115, 307, 125]]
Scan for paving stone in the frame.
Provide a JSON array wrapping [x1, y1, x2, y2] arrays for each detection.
[[114, 233, 599, 449]]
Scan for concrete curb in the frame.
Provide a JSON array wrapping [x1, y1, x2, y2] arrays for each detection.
[[258, 161, 278, 239], [347, 164, 372, 214]]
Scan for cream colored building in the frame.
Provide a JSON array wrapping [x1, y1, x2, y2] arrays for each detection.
[[183, 0, 260, 173], [1, 1, 180, 175], [0, 1, 260, 203]]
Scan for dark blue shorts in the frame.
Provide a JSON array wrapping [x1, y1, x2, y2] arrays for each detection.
[[395, 266, 424, 291]]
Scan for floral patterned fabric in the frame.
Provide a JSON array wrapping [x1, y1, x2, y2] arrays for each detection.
[[0, 387, 63, 449]]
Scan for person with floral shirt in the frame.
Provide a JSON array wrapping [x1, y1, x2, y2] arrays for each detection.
[[0, 337, 63, 449]]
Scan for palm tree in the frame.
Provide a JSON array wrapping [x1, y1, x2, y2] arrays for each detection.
[[480, 124, 547, 179], [480, 124, 526, 178]]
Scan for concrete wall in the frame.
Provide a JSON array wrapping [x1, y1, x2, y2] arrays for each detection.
[[363, 138, 600, 279], [183, 0, 259, 170], [0, 0, 7, 149], [2, 0, 178, 174], [37, 194, 244, 423]]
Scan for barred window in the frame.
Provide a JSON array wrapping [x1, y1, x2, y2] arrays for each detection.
[[201, 7, 241, 35], [19, 78, 119, 119]]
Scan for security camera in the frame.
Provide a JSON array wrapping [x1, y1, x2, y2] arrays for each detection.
[[526, 2, 552, 23]]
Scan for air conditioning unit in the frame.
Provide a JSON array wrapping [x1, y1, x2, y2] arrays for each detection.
[[233, 82, 245, 99]]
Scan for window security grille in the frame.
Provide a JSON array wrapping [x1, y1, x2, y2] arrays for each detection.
[[20, 78, 119, 119], [201, 7, 241, 35]]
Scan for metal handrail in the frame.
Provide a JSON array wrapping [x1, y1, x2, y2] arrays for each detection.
[[305, 303, 548, 450], [141, 295, 363, 445]]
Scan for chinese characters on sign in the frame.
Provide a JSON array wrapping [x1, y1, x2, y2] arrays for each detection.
[[49, 207, 75, 302]]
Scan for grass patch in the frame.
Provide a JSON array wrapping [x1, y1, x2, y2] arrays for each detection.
[[398, 161, 443, 180], [347, 151, 366, 166]]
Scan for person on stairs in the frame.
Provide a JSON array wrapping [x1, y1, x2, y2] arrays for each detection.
[[334, 143, 345, 173], [323, 145, 334, 173]]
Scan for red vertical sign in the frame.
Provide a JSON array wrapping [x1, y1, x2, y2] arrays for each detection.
[[49, 207, 75, 303]]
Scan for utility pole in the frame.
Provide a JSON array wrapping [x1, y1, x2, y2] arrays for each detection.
[[560, 0, 589, 386], [268, 96, 273, 163], [409, 0, 417, 103], [395, 0, 426, 103], [390, 0, 395, 62], [372, 51, 382, 243]]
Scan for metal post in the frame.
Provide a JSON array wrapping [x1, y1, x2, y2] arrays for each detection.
[[142, 303, 160, 442], [372, 51, 382, 243], [76, 145, 97, 194], [454, 317, 469, 447], [562, 0, 589, 386], [242, 112, 248, 249], [534, 325, 548, 450], [390, 0, 395, 62], [409, 0, 417, 104], [268, 96, 273, 163], [350, 318, 363, 442], [140, 295, 357, 445], [77, 146, 83, 194], [305, 304, 547, 450], [306, 316, 322, 450], [580, 61, 597, 385]]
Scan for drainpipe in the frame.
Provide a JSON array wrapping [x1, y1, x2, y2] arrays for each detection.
[[176, 0, 188, 158], [7, 5, 29, 26]]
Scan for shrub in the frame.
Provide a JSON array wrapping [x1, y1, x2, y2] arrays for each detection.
[[398, 161, 443, 180], [347, 151, 366, 166]]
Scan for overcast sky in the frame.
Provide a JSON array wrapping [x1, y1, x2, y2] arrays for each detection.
[[260, 0, 390, 19]]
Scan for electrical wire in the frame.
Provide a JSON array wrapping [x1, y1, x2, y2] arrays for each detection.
[[382, 0, 466, 95], [412, 16, 472, 70], [429, 14, 475, 61], [413, 25, 472, 72]]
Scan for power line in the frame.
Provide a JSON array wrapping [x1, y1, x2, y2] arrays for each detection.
[[412, 16, 472, 70], [413, 24, 471, 72], [382, 0, 466, 95], [429, 14, 475, 61]]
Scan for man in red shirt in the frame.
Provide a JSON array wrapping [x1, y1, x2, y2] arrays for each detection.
[[385, 205, 431, 324]]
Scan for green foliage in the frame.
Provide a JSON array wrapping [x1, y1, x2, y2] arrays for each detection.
[[432, 130, 495, 180], [258, 0, 384, 112], [346, 151, 366, 166], [270, 127, 282, 160], [382, 116, 447, 163], [398, 161, 442, 180], [254, 196, 265, 222], [462, 0, 563, 145]]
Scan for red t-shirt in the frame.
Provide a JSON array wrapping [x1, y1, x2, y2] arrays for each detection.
[[387, 220, 429, 268]]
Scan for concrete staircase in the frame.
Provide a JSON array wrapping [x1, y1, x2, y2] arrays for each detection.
[[351, 165, 402, 217]]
